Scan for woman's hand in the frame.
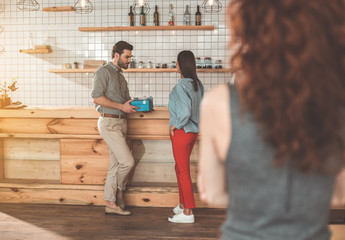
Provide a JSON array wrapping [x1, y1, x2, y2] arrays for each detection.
[[170, 125, 176, 136]]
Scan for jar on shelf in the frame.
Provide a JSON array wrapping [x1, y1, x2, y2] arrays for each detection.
[[147, 61, 153, 69], [215, 59, 223, 69], [204, 57, 212, 69], [138, 61, 144, 69], [170, 61, 176, 68], [130, 57, 136, 68], [195, 57, 202, 69], [162, 63, 168, 68]]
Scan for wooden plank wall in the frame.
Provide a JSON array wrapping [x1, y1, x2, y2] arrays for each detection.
[[3, 138, 60, 180], [60, 139, 199, 184], [0, 118, 99, 135], [0, 183, 208, 207], [0, 139, 4, 180]]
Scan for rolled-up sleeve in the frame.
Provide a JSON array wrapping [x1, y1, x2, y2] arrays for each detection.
[[91, 68, 108, 98], [171, 83, 192, 129]]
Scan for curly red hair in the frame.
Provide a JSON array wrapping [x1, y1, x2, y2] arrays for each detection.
[[228, 0, 345, 173]]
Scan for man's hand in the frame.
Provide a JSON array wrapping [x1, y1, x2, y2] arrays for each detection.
[[170, 125, 176, 136], [122, 100, 139, 113]]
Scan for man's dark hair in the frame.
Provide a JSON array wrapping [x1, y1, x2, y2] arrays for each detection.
[[111, 41, 133, 59]]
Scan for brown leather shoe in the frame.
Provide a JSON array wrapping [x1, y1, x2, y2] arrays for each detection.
[[105, 206, 131, 216]]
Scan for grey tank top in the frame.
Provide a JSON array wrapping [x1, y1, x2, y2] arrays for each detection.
[[222, 85, 335, 240]]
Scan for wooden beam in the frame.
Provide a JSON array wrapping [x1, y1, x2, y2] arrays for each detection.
[[0, 118, 99, 135], [0, 139, 4, 180], [78, 25, 215, 32], [49, 68, 233, 73], [0, 133, 171, 140], [0, 182, 211, 208], [0, 107, 168, 119]]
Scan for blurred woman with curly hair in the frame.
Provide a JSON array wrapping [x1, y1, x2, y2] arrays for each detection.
[[198, 0, 345, 239]]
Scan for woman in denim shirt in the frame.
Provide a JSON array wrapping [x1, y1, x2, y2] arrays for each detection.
[[168, 50, 204, 223]]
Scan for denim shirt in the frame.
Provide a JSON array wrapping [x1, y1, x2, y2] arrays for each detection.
[[168, 78, 204, 133]]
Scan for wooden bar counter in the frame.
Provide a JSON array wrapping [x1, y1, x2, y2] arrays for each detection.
[[0, 107, 205, 207]]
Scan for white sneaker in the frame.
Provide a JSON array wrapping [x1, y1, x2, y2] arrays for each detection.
[[173, 204, 183, 214], [168, 212, 195, 223]]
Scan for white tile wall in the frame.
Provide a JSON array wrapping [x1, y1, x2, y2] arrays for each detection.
[[0, 0, 232, 107]]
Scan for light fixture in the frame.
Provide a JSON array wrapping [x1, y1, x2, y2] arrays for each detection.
[[16, 0, 40, 11], [202, 0, 222, 13], [74, 0, 93, 14], [132, 0, 150, 15]]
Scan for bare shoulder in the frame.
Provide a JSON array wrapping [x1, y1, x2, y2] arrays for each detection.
[[201, 84, 230, 116], [200, 84, 231, 161]]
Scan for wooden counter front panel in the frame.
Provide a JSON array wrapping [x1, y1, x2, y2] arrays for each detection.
[[3, 138, 60, 181], [0, 118, 99, 135], [61, 139, 198, 185], [60, 139, 109, 184], [127, 119, 169, 136], [0, 139, 4, 180]]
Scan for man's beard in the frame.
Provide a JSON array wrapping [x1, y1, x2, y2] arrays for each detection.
[[118, 59, 129, 69]]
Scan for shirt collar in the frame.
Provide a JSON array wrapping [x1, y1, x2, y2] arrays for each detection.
[[109, 62, 123, 73]]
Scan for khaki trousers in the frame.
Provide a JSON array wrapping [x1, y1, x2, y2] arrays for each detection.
[[98, 117, 135, 202]]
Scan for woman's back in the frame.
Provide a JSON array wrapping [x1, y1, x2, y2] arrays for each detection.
[[222, 86, 335, 240]]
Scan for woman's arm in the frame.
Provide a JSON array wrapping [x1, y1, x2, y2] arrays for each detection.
[[197, 84, 232, 207], [331, 168, 345, 207]]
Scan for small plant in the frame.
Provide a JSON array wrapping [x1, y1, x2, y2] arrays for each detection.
[[0, 77, 18, 108], [0, 77, 18, 95]]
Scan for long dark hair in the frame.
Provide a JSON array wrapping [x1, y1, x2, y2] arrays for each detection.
[[177, 50, 200, 91], [228, 0, 345, 174]]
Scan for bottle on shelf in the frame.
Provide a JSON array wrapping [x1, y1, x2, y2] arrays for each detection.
[[195, 5, 202, 26], [140, 6, 146, 26], [168, 4, 174, 26], [184, 5, 191, 26], [153, 5, 159, 26], [128, 6, 135, 26]]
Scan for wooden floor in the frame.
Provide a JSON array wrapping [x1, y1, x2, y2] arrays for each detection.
[[0, 203, 225, 240], [0, 203, 344, 240]]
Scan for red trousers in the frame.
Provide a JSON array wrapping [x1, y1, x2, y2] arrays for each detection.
[[170, 128, 198, 209]]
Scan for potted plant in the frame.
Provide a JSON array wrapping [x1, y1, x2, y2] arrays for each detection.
[[0, 77, 18, 108]]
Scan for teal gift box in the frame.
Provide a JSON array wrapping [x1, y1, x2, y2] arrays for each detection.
[[130, 96, 153, 112]]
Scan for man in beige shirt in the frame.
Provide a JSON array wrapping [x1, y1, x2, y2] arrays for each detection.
[[92, 41, 138, 216]]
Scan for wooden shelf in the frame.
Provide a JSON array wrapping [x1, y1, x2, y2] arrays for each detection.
[[78, 25, 215, 32], [42, 6, 75, 12], [20, 49, 52, 54], [49, 68, 233, 73], [49, 69, 95, 73]]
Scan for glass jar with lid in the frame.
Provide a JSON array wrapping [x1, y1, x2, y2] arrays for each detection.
[[195, 57, 202, 69], [138, 61, 144, 69], [147, 61, 153, 69], [130, 56, 136, 68], [170, 61, 176, 68], [204, 57, 212, 69], [215, 59, 223, 69]]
